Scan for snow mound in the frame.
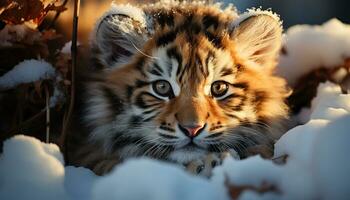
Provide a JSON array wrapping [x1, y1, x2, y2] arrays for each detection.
[[0, 59, 56, 90], [0, 135, 228, 200], [0, 135, 68, 200], [92, 159, 228, 200], [277, 19, 350, 86]]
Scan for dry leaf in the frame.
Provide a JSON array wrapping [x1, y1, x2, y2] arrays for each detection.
[[0, 0, 65, 27]]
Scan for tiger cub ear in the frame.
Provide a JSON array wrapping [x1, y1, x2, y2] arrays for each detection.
[[91, 4, 153, 68], [231, 12, 282, 68]]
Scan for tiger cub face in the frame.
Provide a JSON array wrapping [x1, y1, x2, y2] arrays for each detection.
[[85, 2, 289, 164]]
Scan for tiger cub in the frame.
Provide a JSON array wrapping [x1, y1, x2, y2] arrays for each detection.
[[68, 1, 289, 175]]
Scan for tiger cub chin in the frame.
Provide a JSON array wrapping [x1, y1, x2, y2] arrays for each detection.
[[68, 1, 289, 175]]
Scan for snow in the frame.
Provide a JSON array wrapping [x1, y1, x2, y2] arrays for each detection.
[[277, 19, 350, 86], [230, 7, 281, 30], [92, 3, 148, 41], [0, 135, 68, 200], [92, 159, 228, 200], [0, 59, 56, 90], [64, 167, 97, 200], [0, 135, 229, 200]]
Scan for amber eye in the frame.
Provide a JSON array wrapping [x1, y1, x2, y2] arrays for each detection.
[[211, 81, 229, 98], [152, 80, 174, 98]]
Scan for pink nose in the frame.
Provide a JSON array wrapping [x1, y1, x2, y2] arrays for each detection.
[[179, 124, 205, 138]]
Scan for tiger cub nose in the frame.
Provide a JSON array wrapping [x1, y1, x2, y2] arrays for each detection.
[[178, 124, 206, 138]]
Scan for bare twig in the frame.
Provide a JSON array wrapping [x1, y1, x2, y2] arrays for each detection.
[[45, 0, 69, 30], [59, 0, 80, 153], [45, 85, 50, 143], [8, 109, 47, 135]]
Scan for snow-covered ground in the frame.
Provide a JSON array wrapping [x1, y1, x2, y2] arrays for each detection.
[[1, 11, 350, 200]]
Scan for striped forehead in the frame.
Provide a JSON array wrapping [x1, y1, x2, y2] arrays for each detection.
[[146, 46, 182, 96], [145, 43, 236, 95]]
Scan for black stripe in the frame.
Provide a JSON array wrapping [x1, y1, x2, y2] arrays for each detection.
[[135, 92, 163, 109], [236, 64, 243, 72], [108, 43, 132, 65], [159, 125, 175, 132], [156, 11, 174, 27], [205, 31, 223, 49], [102, 86, 124, 115], [191, 23, 202, 34], [159, 133, 178, 139], [177, 12, 194, 32], [206, 132, 223, 138], [126, 85, 134, 100], [203, 14, 219, 29], [156, 31, 177, 46], [229, 105, 244, 112], [195, 52, 207, 78], [135, 57, 146, 76], [167, 47, 182, 76], [135, 79, 150, 88], [224, 113, 241, 121], [143, 112, 160, 122], [178, 63, 188, 83], [228, 95, 247, 111], [149, 68, 162, 76], [153, 63, 164, 74], [230, 82, 249, 90], [142, 108, 158, 115], [129, 115, 143, 126], [253, 91, 267, 109], [220, 67, 234, 77]]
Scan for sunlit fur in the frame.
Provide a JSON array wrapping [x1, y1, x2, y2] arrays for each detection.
[[69, 1, 289, 175]]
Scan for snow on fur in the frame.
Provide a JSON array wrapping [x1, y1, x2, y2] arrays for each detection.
[[91, 3, 148, 43], [277, 19, 350, 86], [230, 7, 281, 29], [0, 59, 56, 90]]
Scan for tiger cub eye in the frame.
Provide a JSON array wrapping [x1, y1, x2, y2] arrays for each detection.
[[152, 80, 173, 97], [211, 81, 229, 98]]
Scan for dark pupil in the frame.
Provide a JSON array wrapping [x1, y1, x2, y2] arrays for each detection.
[[213, 83, 227, 95], [156, 81, 169, 94]]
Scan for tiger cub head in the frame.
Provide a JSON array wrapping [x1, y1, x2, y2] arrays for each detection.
[[85, 2, 289, 164]]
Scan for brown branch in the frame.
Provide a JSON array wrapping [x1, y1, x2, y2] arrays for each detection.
[[59, 0, 80, 155], [47, 0, 69, 29], [8, 109, 47, 136], [45, 85, 50, 143]]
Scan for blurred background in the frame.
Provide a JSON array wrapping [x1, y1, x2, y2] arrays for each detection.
[[232, 0, 350, 27], [55, 0, 350, 43]]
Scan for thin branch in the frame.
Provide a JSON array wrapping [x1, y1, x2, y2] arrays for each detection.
[[48, 0, 69, 29], [59, 0, 80, 151], [45, 85, 50, 143], [8, 109, 47, 135]]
